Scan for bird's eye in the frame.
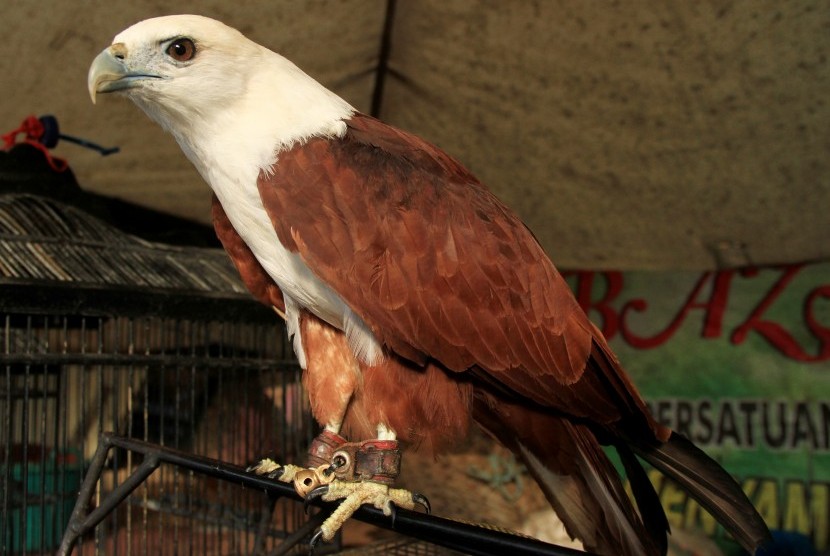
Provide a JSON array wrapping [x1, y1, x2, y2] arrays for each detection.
[[166, 38, 196, 62]]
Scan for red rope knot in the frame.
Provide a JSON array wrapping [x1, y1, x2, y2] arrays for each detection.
[[2, 115, 68, 172]]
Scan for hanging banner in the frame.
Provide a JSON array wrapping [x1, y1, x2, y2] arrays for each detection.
[[563, 262, 830, 550]]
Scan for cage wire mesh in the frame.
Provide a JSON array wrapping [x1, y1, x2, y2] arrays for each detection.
[[0, 188, 316, 555]]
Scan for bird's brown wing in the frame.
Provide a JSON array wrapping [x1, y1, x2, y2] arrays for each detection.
[[257, 113, 654, 430], [211, 195, 285, 313]]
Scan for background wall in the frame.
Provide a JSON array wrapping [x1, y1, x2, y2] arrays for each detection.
[[2, 0, 827, 270]]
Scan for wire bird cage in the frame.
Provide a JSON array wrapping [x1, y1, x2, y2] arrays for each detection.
[[0, 145, 313, 555]]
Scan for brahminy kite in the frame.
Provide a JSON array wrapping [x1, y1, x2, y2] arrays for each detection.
[[88, 15, 771, 555]]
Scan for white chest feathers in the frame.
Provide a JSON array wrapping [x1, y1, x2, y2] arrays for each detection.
[[210, 171, 384, 369]]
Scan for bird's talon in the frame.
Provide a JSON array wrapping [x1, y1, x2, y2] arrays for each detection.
[[308, 528, 325, 555], [304, 485, 330, 514], [388, 501, 398, 528], [307, 485, 330, 502], [413, 492, 431, 514]]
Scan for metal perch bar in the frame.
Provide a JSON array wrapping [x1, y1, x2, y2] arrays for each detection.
[[59, 432, 591, 556]]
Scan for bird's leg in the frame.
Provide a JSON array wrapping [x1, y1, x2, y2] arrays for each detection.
[[249, 370, 355, 485], [304, 425, 430, 546]]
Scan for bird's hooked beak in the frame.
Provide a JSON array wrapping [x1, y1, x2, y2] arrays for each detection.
[[88, 43, 161, 104]]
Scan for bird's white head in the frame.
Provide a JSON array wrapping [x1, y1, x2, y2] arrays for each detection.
[[88, 15, 353, 174], [88, 16, 263, 129]]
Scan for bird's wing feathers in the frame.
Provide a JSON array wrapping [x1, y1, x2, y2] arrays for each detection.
[[257, 113, 646, 425], [212, 195, 285, 313]]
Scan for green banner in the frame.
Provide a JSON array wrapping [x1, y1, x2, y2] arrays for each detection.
[[564, 263, 830, 550]]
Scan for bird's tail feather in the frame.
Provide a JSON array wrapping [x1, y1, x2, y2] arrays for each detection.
[[633, 431, 772, 554], [616, 443, 669, 555], [474, 395, 667, 556], [586, 331, 771, 553]]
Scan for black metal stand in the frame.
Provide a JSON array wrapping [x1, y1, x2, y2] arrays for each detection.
[[58, 432, 589, 556]]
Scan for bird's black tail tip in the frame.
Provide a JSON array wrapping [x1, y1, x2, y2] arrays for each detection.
[[636, 432, 773, 555]]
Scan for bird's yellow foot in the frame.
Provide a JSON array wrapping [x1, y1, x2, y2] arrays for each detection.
[[247, 458, 302, 481], [250, 433, 430, 550], [305, 479, 430, 545]]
